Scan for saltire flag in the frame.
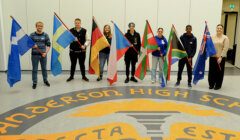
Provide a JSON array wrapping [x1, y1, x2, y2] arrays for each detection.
[[7, 17, 35, 87], [107, 22, 131, 85], [193, 22, 216, 84], [162, 25, 188, 87], [135, 20, 158, 80], [89, 17, 110, 76], [51, 13, 75, 76]]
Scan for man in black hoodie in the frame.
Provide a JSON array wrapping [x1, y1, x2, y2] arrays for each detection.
[[124, 22, 141, 83], [175, 25, 197, 87]]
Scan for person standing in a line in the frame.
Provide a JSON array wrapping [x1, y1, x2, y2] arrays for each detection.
[[97, 24, 112, 81], [124, 22, 141, 83], [208, 24, 229, 90], [175, 25, 197, 87], [67, 18, 89, 82], [30, 21, 51, 89], [151, 27, 168, 84]]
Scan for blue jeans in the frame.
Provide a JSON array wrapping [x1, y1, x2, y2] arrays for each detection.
[[99, 52, 109, 77], [32, 55, 48, 84], [151, 55, 164, 83]]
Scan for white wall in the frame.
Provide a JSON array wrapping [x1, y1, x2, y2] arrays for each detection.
[[235, 7, 240, 68], [0, 0, 6, 71], [0, 0, 223, 71]]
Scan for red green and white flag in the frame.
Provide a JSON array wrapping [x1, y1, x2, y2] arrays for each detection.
[[135, 20, 158, 80], [162, 25, 188, 87]]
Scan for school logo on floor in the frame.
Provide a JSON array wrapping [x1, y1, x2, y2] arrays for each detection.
[[0, 86, 240, 140]]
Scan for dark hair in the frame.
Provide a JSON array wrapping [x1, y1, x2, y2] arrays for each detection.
[[186, 25, 192, 29], [75, 18, 81, 22], [128, 22, 135, 28], [158, 27, 164, 31], [217, 24, 224, 28], [103, 24, 112, 37]]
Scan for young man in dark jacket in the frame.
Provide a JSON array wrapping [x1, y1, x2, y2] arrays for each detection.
[[67, 18, 89, 82], [176, 25, 197, 87], [124, 22, 141, 83], [30, 21, 51, 89]]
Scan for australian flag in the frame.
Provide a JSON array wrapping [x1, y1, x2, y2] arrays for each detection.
[[7, 18, 35, 87], [193, 23, 216, 85]]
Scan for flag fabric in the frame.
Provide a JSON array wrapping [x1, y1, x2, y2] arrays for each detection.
[[107, 22, 131, 85], [7, 17, 35, 87], [51, 14, 75, 76], [162, 25, 188, 87], [89, 17, 110, 76], [135, 20, 158, 80], [193, 23, 216, 85]]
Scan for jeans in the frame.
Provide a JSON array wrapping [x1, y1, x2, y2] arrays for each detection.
[[151, 55, 164, 83], [177, 57, 192, 83], [32, 55, 48, 84], [69, 52, 86, 78], [99, 52, 109, 77]]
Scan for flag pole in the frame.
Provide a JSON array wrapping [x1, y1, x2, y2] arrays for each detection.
[[54, 12, 82, 47]]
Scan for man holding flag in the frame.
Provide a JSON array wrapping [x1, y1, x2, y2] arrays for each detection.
[[30, 21, 51, 89], [175, 25, 197, 87]]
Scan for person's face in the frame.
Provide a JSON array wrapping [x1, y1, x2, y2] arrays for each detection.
[[186, 26, 192, 34], [36, 23, 43, 33], [157, 29, 163, 37], [129, 24, 135, 32], [75, 20, 81, 29], [216, 25, 223, 35], [104, 25, 110, 33]]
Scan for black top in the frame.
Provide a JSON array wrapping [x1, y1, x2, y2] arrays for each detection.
[[69, 27, 87, 52], [180, 33, 197, 58], [124, 30, 141, 57], [100, 36, 112, 54]]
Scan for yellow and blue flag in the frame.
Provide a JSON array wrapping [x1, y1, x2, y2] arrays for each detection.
[[51, 14, 75, 76], [7, 17, 35, 87]]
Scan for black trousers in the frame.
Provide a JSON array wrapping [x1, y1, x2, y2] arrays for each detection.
[[69, 51, 86, 78], [177, 58, 192, 83], [208, 57, 225, 88], [125, 58, 137, 78]]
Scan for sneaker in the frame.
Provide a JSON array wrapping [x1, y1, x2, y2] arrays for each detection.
[[175, 81, 180, 86], [32, 84, 37, 89], [188, 83, 192, 88], [82, 76, 89, 82], [125, 77, 129, 83], [97, 76, 102, 81], [130, 77, 138, 82], [209, 86, 214, 89], [151, 80, 155, 84], [44, 81, 50, 87], [66, 77, 74, 82]]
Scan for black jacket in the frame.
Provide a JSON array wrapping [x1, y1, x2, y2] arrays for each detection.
[[180, 33, 197, 58], [69, 27, 87, 52], [124, 30, 141, 61]]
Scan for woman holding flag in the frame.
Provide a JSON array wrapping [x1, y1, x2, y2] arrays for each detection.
[[209, 24, 229, 90], [151, 28, 168, 84], [97, 25, 112, 81]]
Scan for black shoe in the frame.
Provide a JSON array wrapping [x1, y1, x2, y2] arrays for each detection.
[[66, 77, 74, 82], [175, 81, 180, 86], [32, 84, 37, 89], [82, 76, 89, 82], [130, 77, 138, 82], [44, 81, 50, 87], [209, 86, 214, 89], [97, 76, 102, 81], [125, 78, 129, 83], [188, 83, 192, 88], [214, 86, 221, 90]]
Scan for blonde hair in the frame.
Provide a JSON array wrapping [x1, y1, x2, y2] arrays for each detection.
[[35, 21, 43, 27]]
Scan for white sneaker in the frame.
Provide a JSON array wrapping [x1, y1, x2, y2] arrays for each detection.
[[151, 81, 155, 84]]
